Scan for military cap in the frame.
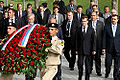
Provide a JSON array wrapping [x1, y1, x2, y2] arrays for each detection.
[[7, 22, 17, 29], [48, 23, 58, 28]]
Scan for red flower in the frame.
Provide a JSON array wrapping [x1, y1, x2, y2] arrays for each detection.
[[8, 68, 11, 71], [33, 39, 37, 43], [5, 68, 7, 71], [2, 63, 4, 65], [23, 65, 27, 68], [36, 57, 39, 60], [30, 62, 34, 65], [6, 60, 8, 63], [37, 41, 40, 45], [47, 39, 50, 42], [41, 34, 44, 37], [13, 69, 15, 72], [27, 52, 31, 56], [17, 59, 20, 62], [35, 46, 38, 49], [31, 56, 33, 59], [16, 53, 20, 57], [2, 57, 5, 60], [38, 48, 41, 50], [17, 67, 20, 70], [35, 51, 38, 55], [36, 34, 40, 38], [11, 60, 15, 63], [39, 53, 42, 56], [27, 49, 31, 52], [25, 59, 28, 62], [27, 45, 31, 48], [22, 56, 26, 59], [17, 49, 20, 52], [6, 55, 9, 58], [32, 48, 35, 52], [44, 40, 46, 42], [12, 64, 14, 67], [23, 52, 27, 55], [11, 56, 15, 59], [46, 43, 49, 46], [20, 62, 23, 65], [22, 48, 26, 51], [41, 44, 44, 47], [7, 64, 10, 67], [41, 38, 44, 41], [9, 53, 12, 56], [32, 45, 35, 47], [44, 36, 47, 39]]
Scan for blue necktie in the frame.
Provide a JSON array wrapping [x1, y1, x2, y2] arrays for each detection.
[[113, 26, 116, 37]]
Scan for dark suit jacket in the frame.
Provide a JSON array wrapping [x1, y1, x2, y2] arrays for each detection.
[[15, 10, 26, 18], [103, 23, 120, 54], [61, 19, 80, 50], [74, 12, 84, 24], [89, 20, 104, 52], [76, 25, 96, 55], [37, 9, 51, 25]]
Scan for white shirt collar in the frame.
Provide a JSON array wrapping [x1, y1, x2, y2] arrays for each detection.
[[82, 25, 88, 33], [51, 36, 57, 43], [44, 8, 47, 11]]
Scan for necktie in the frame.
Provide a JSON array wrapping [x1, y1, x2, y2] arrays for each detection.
[[78, 13, 81, 21], [19, 11, 21, 18], [71, 5, 74, 11], [66, 21, 70, 37], [82, 27, 86, 37], [113, 26, 116, 37]]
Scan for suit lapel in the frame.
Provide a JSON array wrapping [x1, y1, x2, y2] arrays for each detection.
[[115, 24, 120, 36]]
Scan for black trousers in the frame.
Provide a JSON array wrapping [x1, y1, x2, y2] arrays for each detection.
[[105, 52, 120, 80], [78, 55, 91, 80], [91, 51, 101, 74], [64, 37, 76, 68]]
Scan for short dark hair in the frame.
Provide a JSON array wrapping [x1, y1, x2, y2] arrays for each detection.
[[53, 6, 59, 10], [17, 3, 22, 8], [92, 5, 97, 8], [42, 2, 47, 8], [104, 6, 109, 9], [53, 1, 59, 6], [27, 3, 32, 8], [77, 5, 83, 9], [0, 1, 4, 4], [81, 15, 88, 20], [69, 0, 74, 2], [8, 8, 15, 13], [112, 14, 119, 19]]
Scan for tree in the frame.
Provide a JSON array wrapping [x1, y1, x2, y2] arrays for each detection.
[[23, 0, 25, 10], [112, 0, 118, 14], [34, 0, 39, 9]]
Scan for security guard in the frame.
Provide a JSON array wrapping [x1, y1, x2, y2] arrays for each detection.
[[40, 23, 64, 80]]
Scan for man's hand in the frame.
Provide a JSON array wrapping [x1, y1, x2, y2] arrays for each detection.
[[92, 51, 96, 55]]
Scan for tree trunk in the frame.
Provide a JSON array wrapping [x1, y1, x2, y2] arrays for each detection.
[[6, 0, 8, 6], [23, 0, 25, 11], [91, 0, 98, 5], [112, 0, 118, 14], [34, 0, 39, 9]]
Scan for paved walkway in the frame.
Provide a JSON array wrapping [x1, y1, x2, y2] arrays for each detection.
[[0, 55, 114, 80]]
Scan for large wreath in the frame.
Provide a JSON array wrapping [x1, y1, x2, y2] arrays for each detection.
[[0, 24, 51, 76]]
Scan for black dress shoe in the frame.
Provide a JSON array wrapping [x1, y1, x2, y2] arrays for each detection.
[[97, 73, 102, 76], [105, 74, 109, 78]]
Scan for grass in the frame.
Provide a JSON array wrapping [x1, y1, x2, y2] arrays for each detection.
[[1, 0, 119, 15]]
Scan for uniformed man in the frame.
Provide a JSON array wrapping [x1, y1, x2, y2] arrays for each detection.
[[40, 23, 64, 80], [0, 22, 17, 80]]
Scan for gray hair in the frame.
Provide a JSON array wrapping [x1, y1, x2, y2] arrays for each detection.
[[27, 13, 35, 18]]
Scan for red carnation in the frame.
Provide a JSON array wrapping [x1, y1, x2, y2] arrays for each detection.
[[36, 57, 39, 60], [17, 67, 20, 70], [22, 56, 26, 59], [27, 52, 31, 56], [23, 52, 27, 55], [35, 51, 38, 55], [37, 41, 41, 45], [27, 45, 31, 48], [2, 57, 5, 60], [17, 59, 20, 62], [16, 53, 20, 57], [17, 49, 21, 52], [6, 55, 9, 58], [33, 39, 37, 43], [30, 62, 34, 65], [13, 69, 15, 72], [11, 56, 15, 59], [44, 40, 46, 42], [9, 53, 12, 56], [37, 34, 40, 38], [44, 36, 47, 39], [27, 49, 31, 52], [46, 43, 49, 46], [6, 60, 8, 63], [8, 68, 11, 71], [20, 62, 23, 65], [41, 38, 44, 41], [11, 60, 15, 63], [23, 65, 27, 68], [39, 53, 42, 56], [2, 63, 4, 65], [35, 46, 38, 49], [32, 48, 35, 52], [32, 45, 35, 47], [12, 64, 14, 67], [25, 59, 28, 62], [47, 39, 50, 42], [38, 48, 41, 50], [22, 48, 26, 51], [41, 44, 44, 47], [31, 56, 33, 59], [7, 64, 10, 67], [13, 51, 16, 54], [5, 68, 7, 71]]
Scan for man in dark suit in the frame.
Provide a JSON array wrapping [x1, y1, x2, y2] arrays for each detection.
[[66, 0, 77, 13], [61, 11, 80, 70], [74, 5, 84, 25], [89, 12, 104, 76], [15, 3, 25, 18], [102, 15, 120, 80], [76, 15, 96, 80]]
